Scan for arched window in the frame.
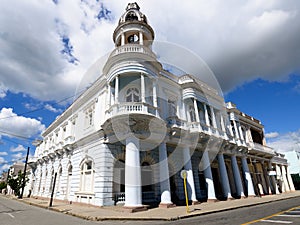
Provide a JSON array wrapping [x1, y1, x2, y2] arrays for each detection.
[[189, 105, 196, 122], [43, 169, 48, 193], [38, 171, 42, 193], [56, 167, 62, 195], [66, 165, 72, 199], [125, 11, 138, 21], [80, 160, 94, 192], [126, 87, 140, 102], [49, 169, 54, 193]]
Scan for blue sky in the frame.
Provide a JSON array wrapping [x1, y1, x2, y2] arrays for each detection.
[[1, 0, 300, 174]]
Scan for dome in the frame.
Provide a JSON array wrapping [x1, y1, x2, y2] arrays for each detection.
[[118, 2, 148, 25]]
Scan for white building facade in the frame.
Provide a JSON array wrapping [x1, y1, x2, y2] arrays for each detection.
[[29, 3, 295, 210]]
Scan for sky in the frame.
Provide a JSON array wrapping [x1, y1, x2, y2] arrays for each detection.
[[0, 0, 300, 174]]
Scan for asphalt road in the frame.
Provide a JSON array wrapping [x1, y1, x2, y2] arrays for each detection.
[[0, 196, 299, 225]]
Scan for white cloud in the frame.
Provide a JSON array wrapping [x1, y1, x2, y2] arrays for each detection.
[[10, 145, 26, 153], [0, 108, 45, 139], [267, 129, 300, 153], [265, 132, 279, 139], [0, 152, 8, 156], [1, 164, 10, 171], [0, 156, 7, 164], [0, 0, 300, 101], [11, 153, 24, 161], [0, 82, 8, 98], [44, 104, 62, 113]]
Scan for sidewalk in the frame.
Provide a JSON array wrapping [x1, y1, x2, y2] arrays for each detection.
[[5, 191, 300, 221]]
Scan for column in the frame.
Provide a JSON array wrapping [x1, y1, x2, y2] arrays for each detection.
[[220, 113, 226, 135], [261, 161, 272, 194], [244, 127, 250, 143], [115, 75, 119, 104], [210, 107, 218, 129], [276, 164, 284, 193], [159, 142, 173, 207], [231, 155, 245, 198], [183, 146, 198, 203], [203, 103, 211, 133], [121, 33, 125, 46], [241, 157, 255, 197], [281, 165, 290, 192], [202, 150, 217, 201], [152, 79, 158, 116], [193, 98, 200, 123], [139, 31, 143, 45], [232, 120, 240, 139], [124, 136, 142, 208], [286, 168, 296, 191], [217, 154, 233, 199], [106, 84, 111, 110], [237, 122, 245, 141], [268, 162, 280, 194], [141, 73, 145, 103]]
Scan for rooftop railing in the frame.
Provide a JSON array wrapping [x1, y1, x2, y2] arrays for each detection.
[[109, 44, 156, 59]]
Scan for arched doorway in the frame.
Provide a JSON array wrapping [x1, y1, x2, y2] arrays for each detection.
[[66, 165, 72, 200]]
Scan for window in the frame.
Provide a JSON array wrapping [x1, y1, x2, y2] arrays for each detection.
[[141, 162, 153, 192], [126, 87, 140, 102], [85, 109, 94, 127], [88, 112, 93, 126], [168, 99, 177, 117], [80, 160, 94, 192], [125, 12, 138, 21], [56, 167, 62, 194], [189, 105, 196, 122], [66, 165, 72, 199], [128, 34, 139, 43]]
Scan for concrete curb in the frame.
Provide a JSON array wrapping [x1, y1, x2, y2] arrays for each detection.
[[8, 194, 300, 221]]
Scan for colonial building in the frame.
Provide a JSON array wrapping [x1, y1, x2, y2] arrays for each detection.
[[29, 3, 295, 210]]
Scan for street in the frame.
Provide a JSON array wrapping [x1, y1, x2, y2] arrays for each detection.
[[0, 195, 299, 225]]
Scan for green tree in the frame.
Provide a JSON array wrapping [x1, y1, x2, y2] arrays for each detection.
[[7, 171, 28, 197], [0, 181, 7, 191]]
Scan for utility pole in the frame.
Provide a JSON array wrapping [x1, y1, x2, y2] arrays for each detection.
[[19, 147, 30, 199], [49, 172, 57, 207]]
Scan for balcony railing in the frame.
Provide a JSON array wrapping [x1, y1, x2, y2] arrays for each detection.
[[249, 142, 275, 155], [114, 191, 156, 204], [107, 102, 157, 117], [167, 116, 187, 129], [109, 44, 157, 59]]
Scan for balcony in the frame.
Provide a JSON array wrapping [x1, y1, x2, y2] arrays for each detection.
[[248, 142, 275, 156], [109, 44, 156, 59], [107, 102, 157, 118], [167, 116, 187, 129]]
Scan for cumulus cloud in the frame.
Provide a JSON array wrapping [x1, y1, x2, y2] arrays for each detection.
[[0, 0, 300, 102], [0, 152, 8, 156], [267, 129, 300, 153], [265, 132, 279, 139], [44, 104, 62, 113], [0, 82, 8, 98], [1, 164, 10, 171], [0, 108, 45, 139], [11, 153, 24, 161], [10, 145, 26, 153], [0, 157, 7, 165]]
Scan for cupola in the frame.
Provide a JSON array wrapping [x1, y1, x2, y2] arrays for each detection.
[[113, 2, 155, 48]]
